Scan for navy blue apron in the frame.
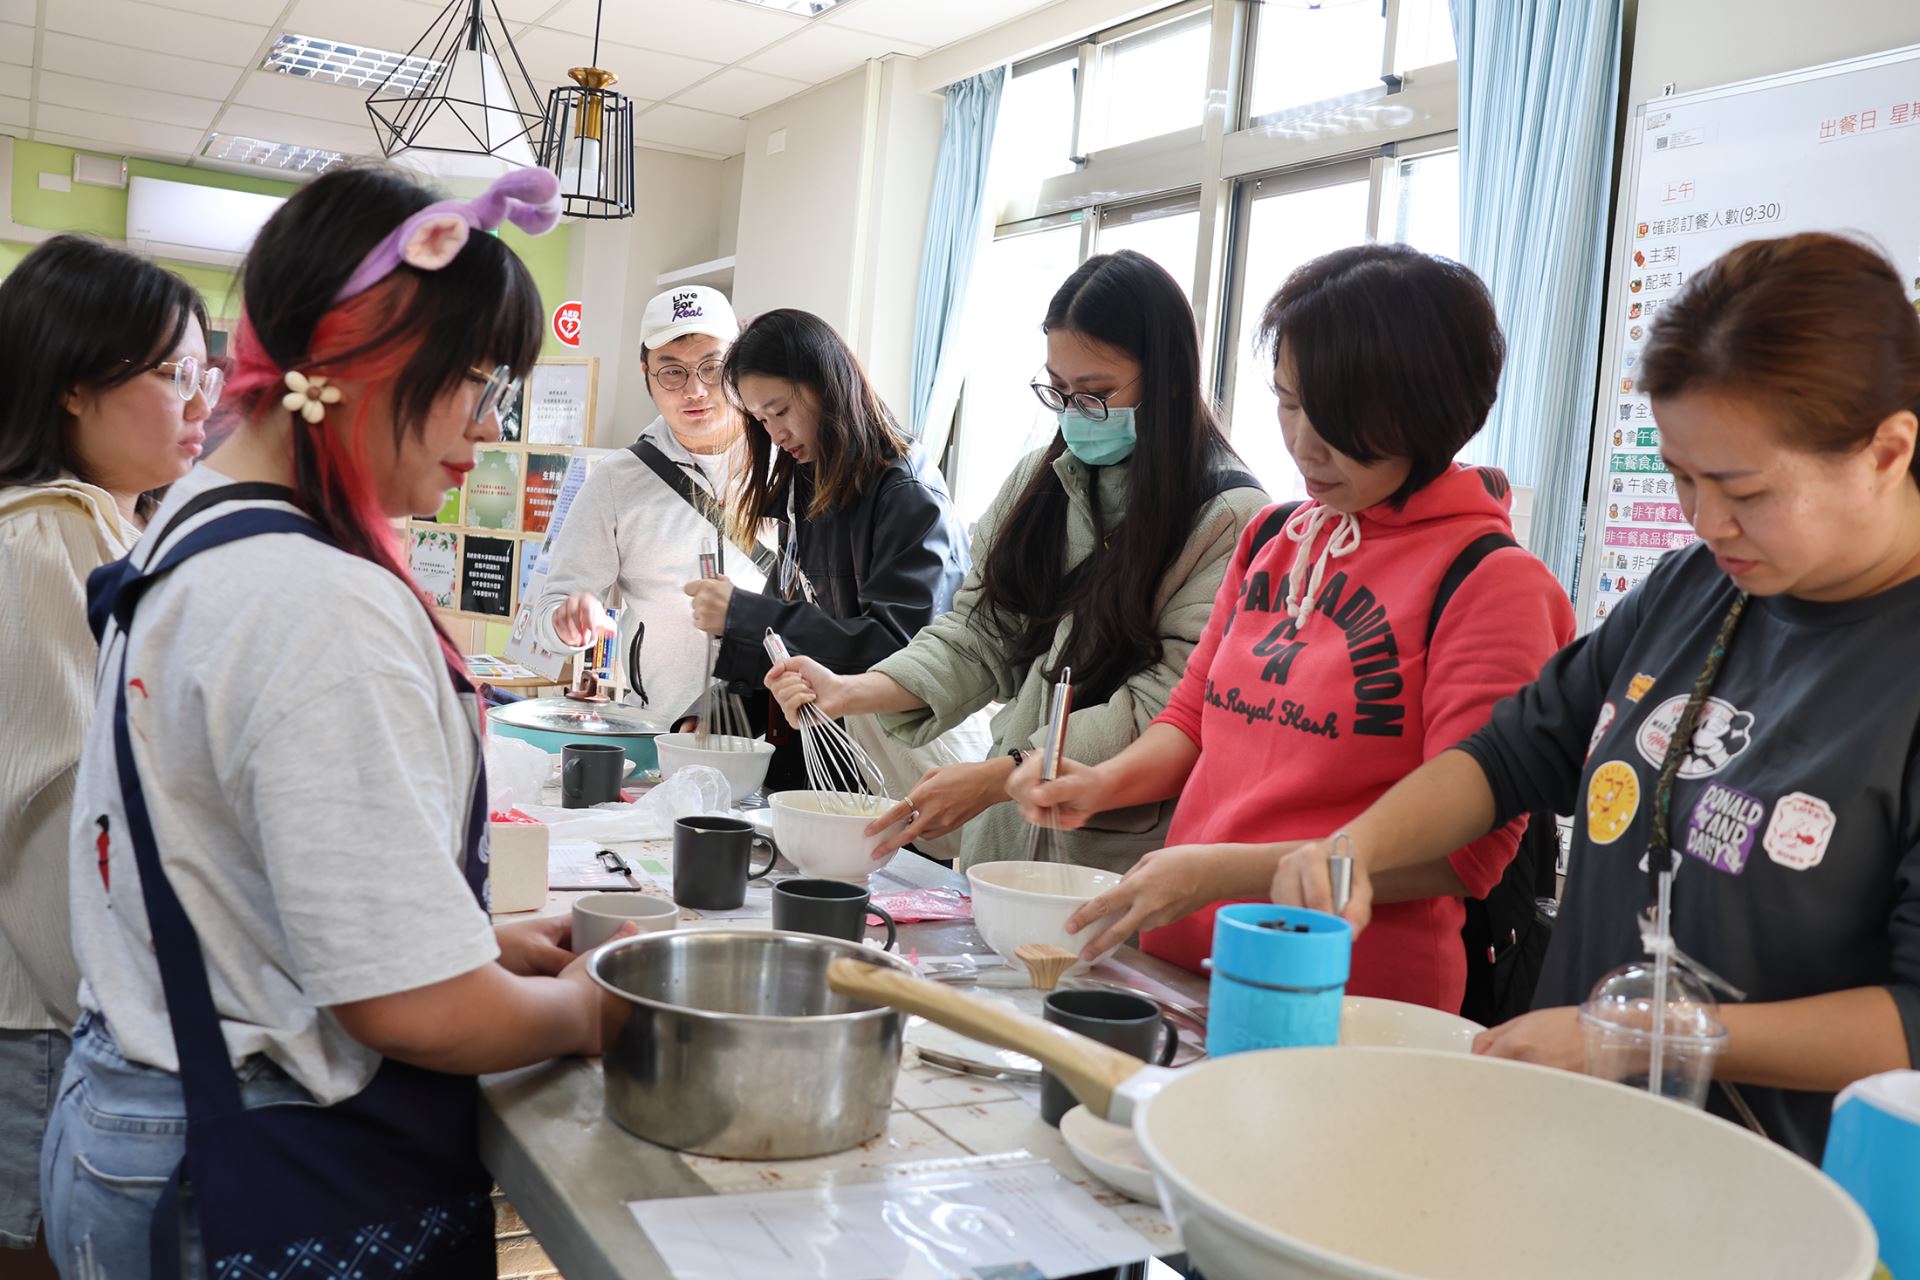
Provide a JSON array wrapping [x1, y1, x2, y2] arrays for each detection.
[[86, 490, 496, 1279]]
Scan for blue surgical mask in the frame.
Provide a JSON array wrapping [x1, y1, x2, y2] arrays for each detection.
[[1058, 406, 1138, 466]]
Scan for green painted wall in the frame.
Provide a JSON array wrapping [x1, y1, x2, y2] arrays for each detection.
[[3, 139, 572, 353]]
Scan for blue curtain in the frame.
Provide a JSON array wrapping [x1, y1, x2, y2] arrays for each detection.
[[908, 67, 1005, 457], [1453, 0, 1624, 588]]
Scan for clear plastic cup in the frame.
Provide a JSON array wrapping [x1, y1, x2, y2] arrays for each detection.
[[1580, 960, 1727, 1108]]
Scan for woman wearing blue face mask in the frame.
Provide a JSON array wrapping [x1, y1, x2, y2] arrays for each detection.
[[768, 251, 1269, 872]]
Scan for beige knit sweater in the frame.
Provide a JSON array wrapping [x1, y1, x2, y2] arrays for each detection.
[[0, 479, 135, 1031]]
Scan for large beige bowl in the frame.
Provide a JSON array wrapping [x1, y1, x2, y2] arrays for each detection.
[[966, 860, 1123, 976], [654, 732, 774, 804], [1338, 996, 1483, 1054], [768, 791, 901, 880], [1137, 1047, 1877, 1280]]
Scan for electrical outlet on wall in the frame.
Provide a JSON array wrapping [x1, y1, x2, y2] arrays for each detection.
[[38, 172, 72, 193]]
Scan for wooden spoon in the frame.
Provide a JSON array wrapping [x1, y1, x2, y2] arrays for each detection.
[[829, 957, 1168, 1122], [1014, 943, 1079, 990]]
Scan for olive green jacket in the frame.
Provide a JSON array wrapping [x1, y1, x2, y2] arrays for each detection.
[[873, 448, 1266, 874]]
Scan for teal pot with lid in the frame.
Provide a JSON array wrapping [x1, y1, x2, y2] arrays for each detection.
[[489, 698, 668, 772]]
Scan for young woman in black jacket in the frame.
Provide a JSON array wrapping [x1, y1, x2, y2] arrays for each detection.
[[682, 308, 967, 788]]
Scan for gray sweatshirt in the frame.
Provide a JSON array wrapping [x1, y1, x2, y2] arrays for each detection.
[[1459, 541, 1920, 1162]]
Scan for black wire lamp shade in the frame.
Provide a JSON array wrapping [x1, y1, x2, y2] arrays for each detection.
[[367, 0, 547, 186], [541, 68, 635, 220]]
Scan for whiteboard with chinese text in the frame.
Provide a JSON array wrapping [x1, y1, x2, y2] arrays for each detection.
[[1576, 43, 1920, 629]]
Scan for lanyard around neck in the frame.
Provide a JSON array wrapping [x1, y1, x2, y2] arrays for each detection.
[[1644, 591, 1751, 903]]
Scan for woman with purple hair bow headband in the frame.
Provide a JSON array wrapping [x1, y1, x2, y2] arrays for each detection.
[[333, 165, 562, 305]]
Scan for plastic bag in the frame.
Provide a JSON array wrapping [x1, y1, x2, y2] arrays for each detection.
[[518, 765, 731, 842], [485, 734, 554, 813]]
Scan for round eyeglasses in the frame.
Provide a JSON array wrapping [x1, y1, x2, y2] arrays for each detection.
[[1029, 376, 1139, 423], [126, 356, 223, 408], [651, 358, 726, 393], [469, 364, 520, 425]]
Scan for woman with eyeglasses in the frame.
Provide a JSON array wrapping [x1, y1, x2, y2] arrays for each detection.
[[0, 235, 214, 1268], [533, 287, 767, 718], [768, 251, 1268, 873], [40, 167, 617, 1276], [689, 308, 969, 792]]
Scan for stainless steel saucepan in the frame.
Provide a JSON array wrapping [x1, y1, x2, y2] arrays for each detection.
[[590, 930, 911, 1159], [828, 960, 1877, 1280]]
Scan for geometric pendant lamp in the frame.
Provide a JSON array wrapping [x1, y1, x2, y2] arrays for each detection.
[[538, 0, 635, 219], [367, 0, 547, 190]]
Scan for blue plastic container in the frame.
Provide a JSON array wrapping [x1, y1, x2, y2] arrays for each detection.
[[1205, 903, 1353, 1058]]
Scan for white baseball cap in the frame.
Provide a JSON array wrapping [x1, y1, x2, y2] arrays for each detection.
[[641, 285, 739, 350]]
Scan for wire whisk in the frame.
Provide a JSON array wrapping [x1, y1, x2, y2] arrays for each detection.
[[1022, 667, 1074, 864], [763, 629, 892, 815], [696, 547, 754, 751]]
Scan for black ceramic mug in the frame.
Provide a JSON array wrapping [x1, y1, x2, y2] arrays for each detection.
[[1040, 988, 1178, 1127], [771, 879, 898, 950], [561, 742, 626, 809], [671, 816, 776, 911]]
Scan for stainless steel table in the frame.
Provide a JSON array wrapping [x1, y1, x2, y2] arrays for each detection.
[[482, 844, 1206, 1280]]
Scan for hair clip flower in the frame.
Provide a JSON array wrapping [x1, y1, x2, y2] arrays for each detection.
[[282, 370, 341, 424]]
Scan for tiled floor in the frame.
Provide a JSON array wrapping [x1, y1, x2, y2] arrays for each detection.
[[494, 1192, 562, 1279]]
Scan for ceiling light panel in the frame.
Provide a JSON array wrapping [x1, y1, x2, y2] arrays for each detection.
[[263, 33, 444, 94], [203, 131, 347, 174]]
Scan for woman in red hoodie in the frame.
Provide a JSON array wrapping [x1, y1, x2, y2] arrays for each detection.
[[1011, 243, 1574, 1012]]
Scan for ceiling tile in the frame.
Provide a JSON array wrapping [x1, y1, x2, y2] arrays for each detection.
[[742, 23, 927, 82], [0, 21, 33, 66], [233, 69, 374, 127], [495, 0, 564, 20], [0, 94, 27, 130], [509, 26, 721, 100], [0, 61, 26, 99], [829, 0, 1058, 48], [34, 129, 196, 163], [40, 33, 246, 99], [37, 71, 222, 130], [0, 0, 31, 25], [541, 0, 806, 65], [34, 106, 208, 156], [144, 0, 288, 18], [280, 0, 450, 59], [211, 104, 379, 155], [631, 103, 746, 157], [44, 0, 269, 66], [670, 66, 809, 117]]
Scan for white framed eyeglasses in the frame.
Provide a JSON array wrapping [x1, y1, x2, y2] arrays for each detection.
[[125, 356, 223, 408], [468, 364, 520, 425]]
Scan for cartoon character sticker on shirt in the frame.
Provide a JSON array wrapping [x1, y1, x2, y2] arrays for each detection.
[[1635, 694, 1754, 778], [1587, 760, 1641, 845], [1587, 702, 1617, 762], [1626, 673, 1657, 704], [1763, 792, 1836, 871], [1683, 782, 1763, 875]]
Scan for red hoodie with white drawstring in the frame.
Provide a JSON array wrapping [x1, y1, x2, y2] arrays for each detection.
[[1141, 464, 1575, 1011]]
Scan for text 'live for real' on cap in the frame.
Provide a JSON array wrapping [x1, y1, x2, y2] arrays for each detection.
[[642, 285, 739, 350]]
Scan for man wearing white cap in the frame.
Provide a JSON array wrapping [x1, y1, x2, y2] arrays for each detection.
[[533, 286, 770, 715]]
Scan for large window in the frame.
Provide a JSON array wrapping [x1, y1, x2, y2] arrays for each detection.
[[1094, 10, 1211, 150], [1227, 172, 1372, 500], [949, 221, 1086, 527], [950, 0, 1461, 518], [1096, 194, 1202, 299], [1247, 1, 1388, 122]]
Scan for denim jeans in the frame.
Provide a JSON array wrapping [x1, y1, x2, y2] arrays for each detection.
[[39, 1014, 315, 1279], [0, 1027, 71, 1248]]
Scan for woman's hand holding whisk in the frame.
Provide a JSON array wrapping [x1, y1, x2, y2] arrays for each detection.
[[1007, 754, 1107, 831], [866, 761, 1014, 858], [683, 578, 734, 636], [765, 655, 846, 723]]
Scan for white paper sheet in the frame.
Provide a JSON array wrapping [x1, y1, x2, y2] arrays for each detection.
[[627, 1161, 1154, 1280]]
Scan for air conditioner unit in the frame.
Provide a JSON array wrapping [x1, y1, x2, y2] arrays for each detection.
[[125, 176, 285, 268]]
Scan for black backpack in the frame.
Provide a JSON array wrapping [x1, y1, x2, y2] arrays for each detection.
[[1245, 501, 1560, 1025]]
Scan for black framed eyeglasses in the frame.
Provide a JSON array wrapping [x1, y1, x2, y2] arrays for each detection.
[[122, 356, 223, 408], [469, 364, 520, 425], [651, 358, 726, 392], [1029, 376, 1139, 422]]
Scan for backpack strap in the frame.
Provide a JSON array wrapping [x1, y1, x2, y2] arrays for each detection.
[[1426, 531, 1520, 647], [1245, 500, 1305, 563], [629, 437, 778, 576]]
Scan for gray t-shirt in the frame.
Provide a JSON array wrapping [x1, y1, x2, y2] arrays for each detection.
[[69, 468, 500, 1104]]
